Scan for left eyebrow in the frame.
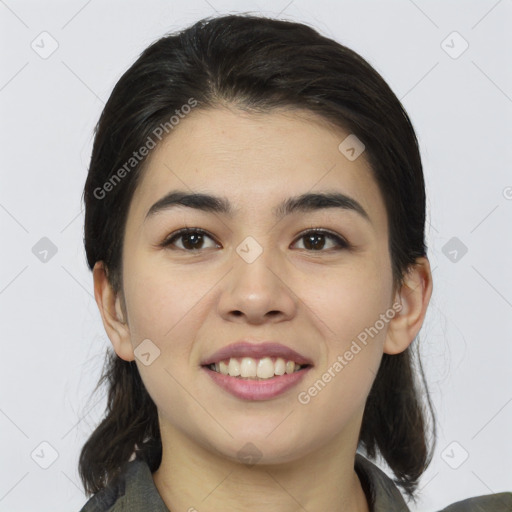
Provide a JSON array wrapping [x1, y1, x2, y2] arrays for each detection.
[[145, 190, 371, 224]]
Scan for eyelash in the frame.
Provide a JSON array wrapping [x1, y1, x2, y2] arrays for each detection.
[[160, 227, 351, 252]]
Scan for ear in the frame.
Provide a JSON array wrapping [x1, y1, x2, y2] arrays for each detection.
[[384, 256, 433, 355], [93, 261, 135, 362]]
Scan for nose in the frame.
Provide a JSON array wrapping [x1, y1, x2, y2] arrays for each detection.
[[217, 246, 298, 325]]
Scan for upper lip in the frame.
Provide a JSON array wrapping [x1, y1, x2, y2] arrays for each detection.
[[201, 341, 313, 366]]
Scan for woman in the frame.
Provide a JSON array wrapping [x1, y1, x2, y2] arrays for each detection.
[[78, 13, 511, 512]]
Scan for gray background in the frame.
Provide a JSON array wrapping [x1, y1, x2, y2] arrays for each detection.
[[0, 0, 511, 510]]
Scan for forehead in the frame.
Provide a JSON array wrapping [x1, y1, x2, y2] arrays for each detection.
[[127, 107, 387, 231]]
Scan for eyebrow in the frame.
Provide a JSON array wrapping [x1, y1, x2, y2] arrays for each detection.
[[145, 190, 371, 223]]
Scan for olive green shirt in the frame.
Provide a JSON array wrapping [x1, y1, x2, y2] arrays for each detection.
[[79, 454, 512, 511]]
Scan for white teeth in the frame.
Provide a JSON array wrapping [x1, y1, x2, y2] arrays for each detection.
[[256, 357, 275, 379], [219, 360, 229, 375], [211, 356, 304, 379], [240, 357, 257, 378], [274, 357, 286, 375], [285, 361, 295, 374], [228, 358, 241, 376]]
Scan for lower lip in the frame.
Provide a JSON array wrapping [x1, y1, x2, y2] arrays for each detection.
[[203, 367, 311, 401]]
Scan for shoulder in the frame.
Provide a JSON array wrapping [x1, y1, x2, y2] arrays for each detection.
[[354, 453, 511, 512], [437, 491, 512, 511], [78, 458, 170, 512], [77, 466, 128, 512], [354, 453, 411, 511]]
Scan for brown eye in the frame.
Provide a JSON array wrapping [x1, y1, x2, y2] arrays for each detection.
[[293, 229, 349, 251], [162, 228, 219, 251]]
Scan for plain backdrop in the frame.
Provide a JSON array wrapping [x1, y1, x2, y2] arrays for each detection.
[[0, 1, 511, 511]]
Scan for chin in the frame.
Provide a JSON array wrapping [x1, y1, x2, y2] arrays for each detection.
[[201, 426, 318, 467]]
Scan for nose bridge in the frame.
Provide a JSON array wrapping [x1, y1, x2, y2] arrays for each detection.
[[217, 234, 296, 323], [233, 235, 281, 296]]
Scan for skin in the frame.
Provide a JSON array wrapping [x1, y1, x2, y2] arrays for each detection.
[[93, 106, 433, 512]]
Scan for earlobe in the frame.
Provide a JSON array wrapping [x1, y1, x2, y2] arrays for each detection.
[[92, 261, 135, 362], [384, 256, 433, 355]]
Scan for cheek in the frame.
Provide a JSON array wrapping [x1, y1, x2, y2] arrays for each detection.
[[121, 257, 215, 417], [122, 256, 215, 343], [301, 257, 393, 347], [295, 257, 392, 405]]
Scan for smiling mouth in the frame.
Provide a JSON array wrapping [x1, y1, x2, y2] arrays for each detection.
[[205, 356, 310, 380]]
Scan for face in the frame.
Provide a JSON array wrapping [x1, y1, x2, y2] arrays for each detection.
[[117, 107, 397, 464]]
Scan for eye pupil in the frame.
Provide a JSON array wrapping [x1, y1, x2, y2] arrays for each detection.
[[304, 233, 325, 250], [182, 233, 203, 250]]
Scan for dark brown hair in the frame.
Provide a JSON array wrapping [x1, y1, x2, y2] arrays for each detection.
[[80, 13, 436, 502]]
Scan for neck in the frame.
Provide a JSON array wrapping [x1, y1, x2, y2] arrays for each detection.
[[153, 423, 370, 512]]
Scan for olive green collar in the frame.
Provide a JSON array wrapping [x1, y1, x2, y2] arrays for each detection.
[[79, 452, 512, 512]]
